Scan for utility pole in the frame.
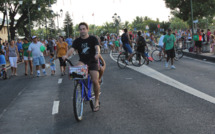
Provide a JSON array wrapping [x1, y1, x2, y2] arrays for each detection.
[[190, 0, 194, 47], [5, 0, 10, 42]]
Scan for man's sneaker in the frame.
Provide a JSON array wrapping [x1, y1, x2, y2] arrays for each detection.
[[43, 71, 47, 76], [165, 62, 168, 68], [125, 60, 129, 65], [171, 65, 176, 69], [37, 73, 40, 77]]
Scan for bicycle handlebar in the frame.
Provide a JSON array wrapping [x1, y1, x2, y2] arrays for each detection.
[[65, 59, 74, 66]]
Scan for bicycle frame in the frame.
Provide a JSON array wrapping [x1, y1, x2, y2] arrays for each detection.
[[75, 75, 93, 101]]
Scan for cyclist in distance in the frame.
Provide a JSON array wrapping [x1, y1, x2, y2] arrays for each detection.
[[63, 22, 101, 112], [121, 28, 134, 64]]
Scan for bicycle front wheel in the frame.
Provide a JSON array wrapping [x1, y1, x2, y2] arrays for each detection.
[[117, 53, 127, 69], [151, 50, 163, 62], [176, 49, 184, 59], [132, 53, 145, 66], [73, 83, 84, 121]]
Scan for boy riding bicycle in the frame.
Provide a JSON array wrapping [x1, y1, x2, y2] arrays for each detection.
[[121, 29, 134, 64]]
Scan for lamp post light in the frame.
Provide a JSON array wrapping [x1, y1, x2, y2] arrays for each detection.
[[112, 13, 121, 35], [19, 0, 39, 38]]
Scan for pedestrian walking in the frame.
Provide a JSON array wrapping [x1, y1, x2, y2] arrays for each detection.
[[195, 29, 203, 54], [22, 38, 33, 76], [163, 28, 176, 69], [65, 35, 73, 49], [28, 36, 47, 77], [49, 53, 56, 75], [56, 36, 68, 76], [16, 39, 23, 62], [6, 40, 19, 76]]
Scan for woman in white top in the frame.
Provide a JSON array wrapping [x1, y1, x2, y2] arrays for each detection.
[[187, 30, 192, 41], [6, 40, 19, 76]]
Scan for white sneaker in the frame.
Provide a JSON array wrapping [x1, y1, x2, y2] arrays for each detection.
[[165, 62, 168, 68], [125, 60, 129, 65], [171, 65, 176, 69]]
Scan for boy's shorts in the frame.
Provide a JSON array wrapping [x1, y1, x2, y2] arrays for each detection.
[[50, 65, 56, 71]]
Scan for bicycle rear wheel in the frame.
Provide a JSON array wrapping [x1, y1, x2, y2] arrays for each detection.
[[3, 71, 7, 80], [151, 50, 163, 62], [132, 53, 145, 66], [73, 83, 84, 121], [176, 49, 184, 59], [117, 53, 127, 69]]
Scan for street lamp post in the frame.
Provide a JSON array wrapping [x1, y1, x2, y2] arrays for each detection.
[[112, 13, 121, 35], [190, 0, 194, 47]]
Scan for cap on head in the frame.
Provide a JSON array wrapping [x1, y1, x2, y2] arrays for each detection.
[[32, 36, 37, 39], [23, 37, 29, 42]]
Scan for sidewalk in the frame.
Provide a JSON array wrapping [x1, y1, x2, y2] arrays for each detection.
[[183, 50, 215, 63]]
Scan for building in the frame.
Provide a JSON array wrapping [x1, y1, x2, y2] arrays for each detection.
[[0, 18, 9, 42]]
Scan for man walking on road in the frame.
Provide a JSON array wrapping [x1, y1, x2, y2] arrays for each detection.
[[63, 22, 101, 112], [28, 36, 47, 77], [163, 28, 176, 69]]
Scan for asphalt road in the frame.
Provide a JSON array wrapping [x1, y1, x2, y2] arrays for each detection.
[[0, 53, 215, 134]]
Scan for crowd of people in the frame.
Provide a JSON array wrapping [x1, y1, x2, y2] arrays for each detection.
[[0, 35, 74, 77]]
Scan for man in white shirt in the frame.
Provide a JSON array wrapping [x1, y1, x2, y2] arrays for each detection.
[[28, 36, 47, 77]]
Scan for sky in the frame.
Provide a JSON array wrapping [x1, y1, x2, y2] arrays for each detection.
[[52, 0, 171, 28]]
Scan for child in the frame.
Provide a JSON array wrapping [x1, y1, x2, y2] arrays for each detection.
[[103, 39, 108, 53], [0, 50, 7, 79], [98, 55, 106, 84], [49, 54, 56, 75]]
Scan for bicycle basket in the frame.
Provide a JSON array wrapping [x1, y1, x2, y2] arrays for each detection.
[[69, 65, 88, 79]]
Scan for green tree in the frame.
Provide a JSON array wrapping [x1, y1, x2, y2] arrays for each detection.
[[164, 0, 215, 22], [170, 17, 189, 30], [0, 0, 56, 40], [63, 11, 73, 37], [160, 21, 171, 31], [131, 16, 145, 31]]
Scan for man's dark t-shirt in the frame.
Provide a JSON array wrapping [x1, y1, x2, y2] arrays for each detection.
[[72, 36, 99, 64]]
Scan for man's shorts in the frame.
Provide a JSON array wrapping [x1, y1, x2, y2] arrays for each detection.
[[166, 48, 175, 59], [24, 56, 33, 61], [195, 41, 202, 48], [123, 43, 133, 54], [33, 56, 45, 66], [81, 60, 98, 71]]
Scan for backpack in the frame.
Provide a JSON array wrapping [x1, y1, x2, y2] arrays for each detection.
[[137, 36, 146, 47], [121, 33, 126, 44]]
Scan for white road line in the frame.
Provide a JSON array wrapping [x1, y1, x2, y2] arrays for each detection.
[[58, 78, 63, 84], [110, 52, 215, 105], [52, 101, 60, 115]]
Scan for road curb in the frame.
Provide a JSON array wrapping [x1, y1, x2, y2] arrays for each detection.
[[183, 51, 215, 63]]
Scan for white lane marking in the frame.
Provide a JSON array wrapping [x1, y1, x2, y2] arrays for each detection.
[[52, 101, 60, 115], [110, 52, 215, 104], [58, 78, 63, 84]]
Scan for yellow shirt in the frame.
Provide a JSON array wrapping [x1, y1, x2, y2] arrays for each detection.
[[57, 42, 68, 57]]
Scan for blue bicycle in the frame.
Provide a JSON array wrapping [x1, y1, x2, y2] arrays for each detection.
[[66, 59, 95, 121]]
